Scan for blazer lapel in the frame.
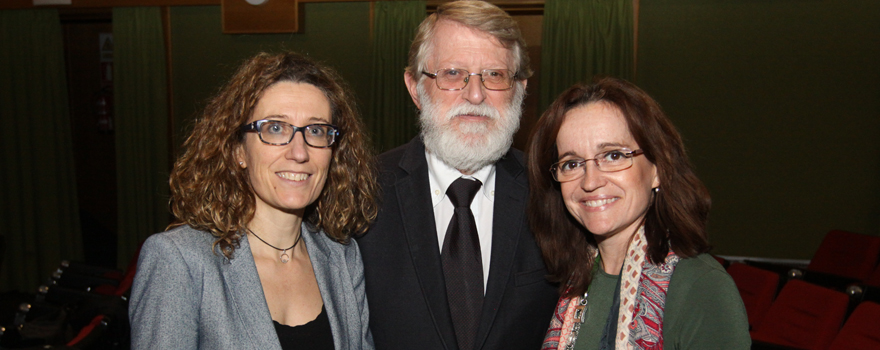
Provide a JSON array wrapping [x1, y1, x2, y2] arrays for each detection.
[[396, 139, 458, 350], [221, 236, 281, 350], [301, 224, 349, 350], [474, 151, 528, 349]]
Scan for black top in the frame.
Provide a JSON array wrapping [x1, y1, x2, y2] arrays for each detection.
[[273, 305, 335, 350]]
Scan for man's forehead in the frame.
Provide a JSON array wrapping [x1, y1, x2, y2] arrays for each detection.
[[427, 20, 514, 68]]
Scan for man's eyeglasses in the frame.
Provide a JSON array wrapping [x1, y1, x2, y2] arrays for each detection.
[[550, 149, 644, 182], [421, 68, 516, 91], [241, 119, 339, 148]]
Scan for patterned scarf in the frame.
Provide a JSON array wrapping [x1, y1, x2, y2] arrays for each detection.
[[542, 226, 680, 350]]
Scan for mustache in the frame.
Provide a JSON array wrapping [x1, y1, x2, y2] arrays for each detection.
[[444, 103, 501, 120]]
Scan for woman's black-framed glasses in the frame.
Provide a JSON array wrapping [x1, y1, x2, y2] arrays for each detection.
[[421, 68, 516, 91], [241, 119, 339, 148], [550, 149, 644, 182]]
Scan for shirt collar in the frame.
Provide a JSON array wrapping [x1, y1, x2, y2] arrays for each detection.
[[426, 151, 496, 207]]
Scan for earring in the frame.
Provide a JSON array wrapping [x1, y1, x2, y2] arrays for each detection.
[[653, 187, 660, 193]]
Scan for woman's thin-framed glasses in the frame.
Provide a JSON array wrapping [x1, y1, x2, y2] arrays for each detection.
[[241, 119, 339, 148], [421, 68, 516, 91], [550, 149, 644, 182]]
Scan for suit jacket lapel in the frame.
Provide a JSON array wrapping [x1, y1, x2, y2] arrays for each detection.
[[221, 236, 281, 349], [396, 139, 457, 350], [474, 151, 528, 349]]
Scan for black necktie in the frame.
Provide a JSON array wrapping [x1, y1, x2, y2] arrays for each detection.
[[441, 177, 484, 350]]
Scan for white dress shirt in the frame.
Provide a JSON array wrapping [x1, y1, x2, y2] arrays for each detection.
[[426, 151, 495, 293]]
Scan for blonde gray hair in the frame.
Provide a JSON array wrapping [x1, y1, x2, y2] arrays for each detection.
[[406, 0, 531, 81]]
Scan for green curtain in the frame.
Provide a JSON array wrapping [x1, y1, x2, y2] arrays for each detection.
[[539, 0, 634, 112], [113, 7, 170, 268], [0, 9, 83, 292], [368, 1, 426, 152]]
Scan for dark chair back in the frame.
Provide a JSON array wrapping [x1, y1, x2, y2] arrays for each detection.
[[864, 264, 880, 288], [808, 230, 880, 280]]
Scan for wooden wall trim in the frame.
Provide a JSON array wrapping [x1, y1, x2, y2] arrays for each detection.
[[1, 0, 544, 11], [1, 0, 216, 10]]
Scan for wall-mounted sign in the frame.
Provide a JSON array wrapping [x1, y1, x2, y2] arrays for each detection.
[[222, 0, 301, 33]]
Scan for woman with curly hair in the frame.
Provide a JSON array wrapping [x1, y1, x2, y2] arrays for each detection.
[[129, 51, 378, 350], [528, 77, 749, 349]]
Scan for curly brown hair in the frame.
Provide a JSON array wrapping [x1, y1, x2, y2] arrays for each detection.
[[168, 51, 379, 259], [527, 77, 711, 297]]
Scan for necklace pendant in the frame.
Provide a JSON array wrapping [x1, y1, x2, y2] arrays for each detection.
[[246, 227, 300, 264]]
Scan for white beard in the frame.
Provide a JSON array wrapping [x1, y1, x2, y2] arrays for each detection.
[[418, 83, 525, 173]]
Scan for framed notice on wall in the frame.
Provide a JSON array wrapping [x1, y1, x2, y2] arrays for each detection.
[[222, 0, 303, 33]]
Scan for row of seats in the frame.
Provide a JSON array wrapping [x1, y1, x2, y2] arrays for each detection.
[[747, 278, 878, 349], [721, 229, 880, 350], [807, 230, 880, 283], [742, 230, 880, 289], [0, 245, 140, 349]]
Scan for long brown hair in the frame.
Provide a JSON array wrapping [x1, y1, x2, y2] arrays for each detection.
[[168, 52, 379, 259], [527, 77, 711, 297]]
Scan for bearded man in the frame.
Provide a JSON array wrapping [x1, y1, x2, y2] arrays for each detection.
[[355, 2, 558, 350]]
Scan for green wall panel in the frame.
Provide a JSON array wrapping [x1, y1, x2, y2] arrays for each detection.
[[169, 3, 371, 151], [637, 0, 880, 258]]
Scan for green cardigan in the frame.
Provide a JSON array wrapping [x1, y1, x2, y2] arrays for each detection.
[[573, 254, 751, 350]]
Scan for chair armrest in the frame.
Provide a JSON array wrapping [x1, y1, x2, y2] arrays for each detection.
[[788, 269, 860, 291], [59, 261, 123, 280], [751, 340, 804, 350], [50, 271, 120, 291]]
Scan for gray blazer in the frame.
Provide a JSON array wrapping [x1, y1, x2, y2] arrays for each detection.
[[129, 224, 373, 350]]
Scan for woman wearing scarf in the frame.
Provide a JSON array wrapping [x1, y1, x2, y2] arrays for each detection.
[[527, 77, 750, 349]]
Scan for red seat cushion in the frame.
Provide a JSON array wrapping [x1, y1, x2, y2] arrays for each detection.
[[829, 301, 880, 350], [750, 279, 848, 350], [727, 263, 779, 329]]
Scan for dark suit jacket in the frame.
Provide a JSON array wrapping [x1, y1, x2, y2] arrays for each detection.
[[356, 138, 558, 350]]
